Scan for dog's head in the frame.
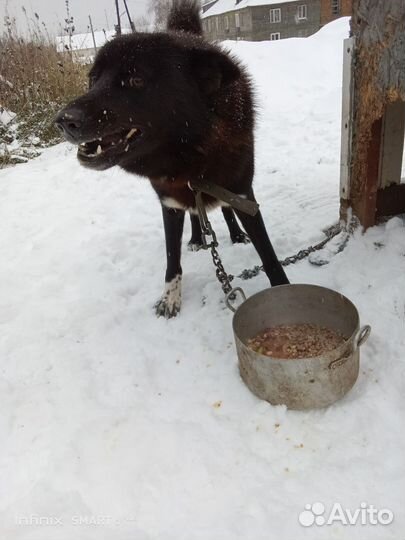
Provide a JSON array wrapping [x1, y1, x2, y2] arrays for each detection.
[[55, 33, 241, 173]]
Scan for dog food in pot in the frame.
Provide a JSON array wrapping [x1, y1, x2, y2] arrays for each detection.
[[247, 323, 345, 359]]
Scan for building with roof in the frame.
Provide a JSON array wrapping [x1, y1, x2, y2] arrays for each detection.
[[202, 0, 219, 12], [321, 0, 352, 26], [201, 0, 351, 41], [56, 28, 131, 64]]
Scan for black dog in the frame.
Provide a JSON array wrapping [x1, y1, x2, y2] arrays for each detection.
[[55, 0, 289, 318]]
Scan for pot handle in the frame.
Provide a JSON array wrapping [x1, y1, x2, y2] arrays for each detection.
[[355, 325, 371, 348], [225, 287, 246, 313], [328, 325, 371, 370]]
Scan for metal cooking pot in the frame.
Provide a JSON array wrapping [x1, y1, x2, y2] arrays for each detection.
[[226, 284, 371, 410]]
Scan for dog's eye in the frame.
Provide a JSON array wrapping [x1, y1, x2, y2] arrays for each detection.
[[128, 77, 144, 88]]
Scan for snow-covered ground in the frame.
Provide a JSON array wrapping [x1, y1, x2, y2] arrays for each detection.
[[0, 108, 42, 165], [1, 18, 405, 539]]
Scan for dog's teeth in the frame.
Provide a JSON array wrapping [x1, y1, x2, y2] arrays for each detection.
[[125, 144, 129, 152], [96, 145, 102, 155], [126, 128, 138, 139]]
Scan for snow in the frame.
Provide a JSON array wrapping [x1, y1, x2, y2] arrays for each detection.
[[202, 0, 296, 18], [56, 28, 131, 53], [1, 18, 405, 539], [0, 107, 16, 126]]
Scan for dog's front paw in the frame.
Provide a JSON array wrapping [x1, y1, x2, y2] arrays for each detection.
[[155, 275, 182, 319], [231, 232, 250, 244], [155, 297, 181, 318]]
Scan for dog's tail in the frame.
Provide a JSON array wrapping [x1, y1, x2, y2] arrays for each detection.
[[167, 0, 202, 36]]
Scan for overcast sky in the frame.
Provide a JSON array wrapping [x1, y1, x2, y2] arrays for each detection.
[[1, 0, 150, 36]]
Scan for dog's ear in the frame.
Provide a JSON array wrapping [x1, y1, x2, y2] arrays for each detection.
[[190, 47, 241, 94]]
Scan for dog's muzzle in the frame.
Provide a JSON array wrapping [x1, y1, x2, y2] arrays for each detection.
[[54, 107, 86, 143]]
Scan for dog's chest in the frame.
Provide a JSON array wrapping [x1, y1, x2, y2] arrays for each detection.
[[149, 176, 220, 213]]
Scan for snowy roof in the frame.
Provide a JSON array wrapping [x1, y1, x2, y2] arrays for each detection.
[[202, 0, 294, 17], [56, 28, 131, 53]]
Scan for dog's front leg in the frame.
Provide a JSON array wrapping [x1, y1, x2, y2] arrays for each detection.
[[235, 190, 289, 287], [155, 205, 185, 318]]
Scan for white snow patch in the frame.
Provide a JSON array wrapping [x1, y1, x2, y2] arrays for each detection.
[[0, 107, 16, 125], [203, 0, 299, 17]]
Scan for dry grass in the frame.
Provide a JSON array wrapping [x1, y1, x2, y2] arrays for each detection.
[[0, 12, 88, 147]]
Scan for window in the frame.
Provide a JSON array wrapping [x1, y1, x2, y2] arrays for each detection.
[[270, 32, 281, 40], [235, 13, 240, 28], [224, 15, 229, 31], [297, 5, 307, 19], [331, 0, 340, 15], [270, 8, 281, 23]]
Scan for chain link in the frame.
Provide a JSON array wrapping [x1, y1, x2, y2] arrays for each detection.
[[238, 223, 345, 280], [209, 242, 234, 295], [281, 223, 343, 265], [192, 187, 349, 291], [193, 189, 234, 295]]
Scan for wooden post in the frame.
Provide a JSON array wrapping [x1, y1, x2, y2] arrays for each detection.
[[340, 0, 405, 228], [339, 37, 355, 204], [88, 15, 97, 57], [123, 0, 136, 32], [115, 0, 122, 36]]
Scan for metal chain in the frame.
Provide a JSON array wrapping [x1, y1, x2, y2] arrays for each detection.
[[192, 186, 350, 291], [238, 222, 345, 280], [193, 189, 234, 295], [281, 223, 343, 265], [209, 242, 234, 295]]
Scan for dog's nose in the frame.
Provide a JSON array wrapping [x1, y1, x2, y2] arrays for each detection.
[[55, 107, 84, 140]]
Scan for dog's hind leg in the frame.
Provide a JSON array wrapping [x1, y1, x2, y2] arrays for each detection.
[[235, 190, 289, 286], [188, 208, 249, 250], [155, 205, 185, 318], [188, 214, 204, 251], [221, 207, 250, 244]]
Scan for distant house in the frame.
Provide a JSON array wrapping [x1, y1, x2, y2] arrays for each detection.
[[320, 0, 352, 26], [202, 0, 219, 12], [56, 28, 131, 64], [201, 0, 352, 41]]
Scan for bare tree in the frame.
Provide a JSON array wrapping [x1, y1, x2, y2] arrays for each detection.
[[134, 15, 153, 32], [147, 0, 171, 30]]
